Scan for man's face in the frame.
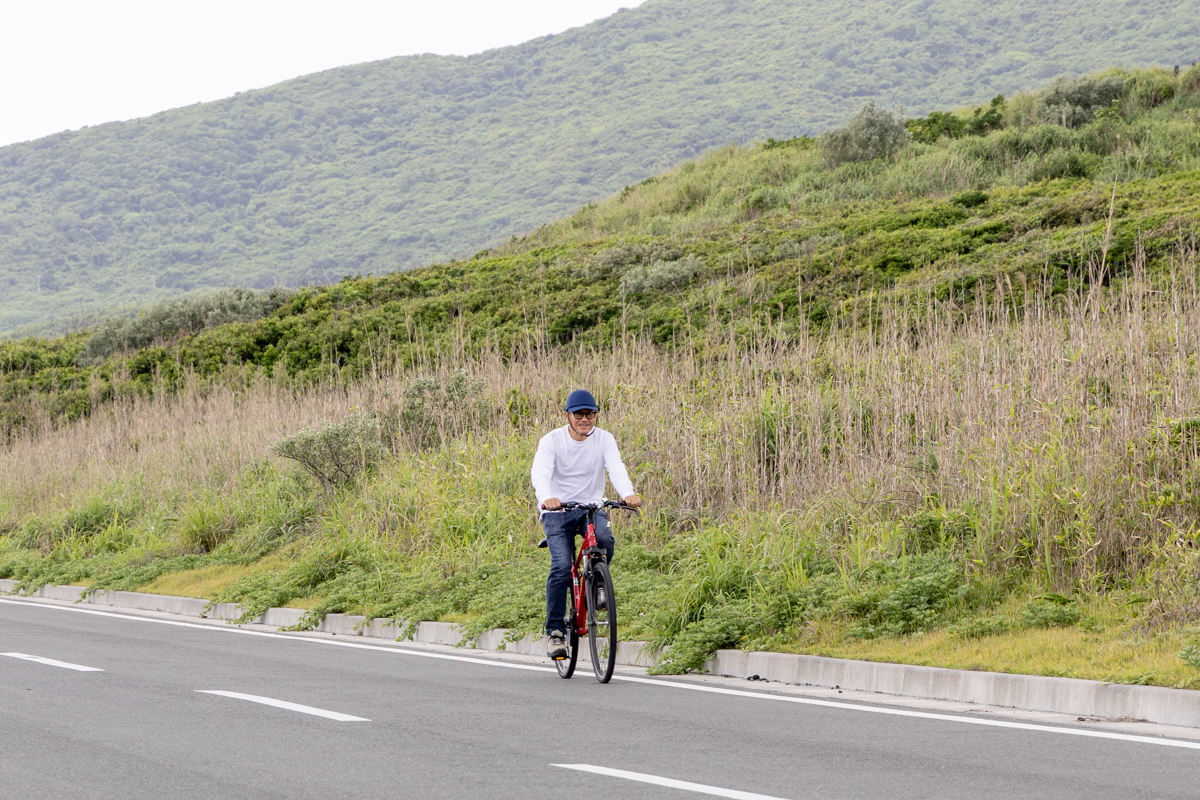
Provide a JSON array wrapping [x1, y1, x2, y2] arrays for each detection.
[[566, 409, 597, 434]]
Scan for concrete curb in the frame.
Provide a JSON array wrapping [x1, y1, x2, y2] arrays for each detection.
[[4, 578, 1197, 727], [702, 650, 1200, 729], [0, 579, 661, 669]]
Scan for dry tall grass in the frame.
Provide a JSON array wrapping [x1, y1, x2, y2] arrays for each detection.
[[3, 241, 1198, 601]]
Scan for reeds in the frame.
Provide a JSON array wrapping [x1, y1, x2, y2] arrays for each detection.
[[3, 238, 1197, 604]]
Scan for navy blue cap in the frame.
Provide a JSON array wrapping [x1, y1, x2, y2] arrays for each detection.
[[564, 389, 599, 413]]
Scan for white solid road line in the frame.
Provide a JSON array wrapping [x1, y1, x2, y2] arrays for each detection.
[[6, 597, 1200, 751], [553, 764, 791, 800], [1, 651, 104, 672], [196, 690, 370, 721]]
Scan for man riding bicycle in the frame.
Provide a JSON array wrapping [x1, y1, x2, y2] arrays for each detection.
[[532, 389, 641, 660]]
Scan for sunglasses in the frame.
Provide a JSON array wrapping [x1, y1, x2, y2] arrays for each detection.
[[570, 410, 598, 420]]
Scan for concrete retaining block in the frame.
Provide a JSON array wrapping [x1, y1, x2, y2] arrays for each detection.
[[363, 618, 407, 639], [473, 628, 510, 651], [0, 579, 15, 593], [260, 607, 306, 628], [87, 589, 209, 617], [35, 584, 87, 602], [318, 614, 366, 635], [703, 649, 1200, 728], [415, 621, 465, 646], [206, 602, 250, 621]]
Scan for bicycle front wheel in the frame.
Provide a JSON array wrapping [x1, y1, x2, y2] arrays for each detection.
[[556, 623, 580, 676], [587, 560, 618, 683], [556, 607, 580, 679]]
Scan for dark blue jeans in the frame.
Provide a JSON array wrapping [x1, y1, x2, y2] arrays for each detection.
[[544, 508, 614, 635]]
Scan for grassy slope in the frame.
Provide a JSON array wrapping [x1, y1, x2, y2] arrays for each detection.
[[3, 0, 1198, 336], [4, 67, 1200, 684]]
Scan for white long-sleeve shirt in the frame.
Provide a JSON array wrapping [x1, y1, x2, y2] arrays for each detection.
[[531, 425, 636, 511]]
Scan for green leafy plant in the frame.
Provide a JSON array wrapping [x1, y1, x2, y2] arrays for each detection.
[[620, 254, 703, 296], [820, 101, 911, 167], [1021, 597, 1082, 628], [270, 411, 387, 493]]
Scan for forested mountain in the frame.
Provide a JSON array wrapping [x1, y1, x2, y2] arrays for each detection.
[[1, 0, 1196, 335]]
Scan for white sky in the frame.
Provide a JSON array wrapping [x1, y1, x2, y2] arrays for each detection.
[[0, 1, 647, 148]]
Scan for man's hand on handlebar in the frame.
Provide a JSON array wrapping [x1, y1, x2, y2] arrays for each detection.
[[542, 497, 562, 511], [622, 495, 642, 509]]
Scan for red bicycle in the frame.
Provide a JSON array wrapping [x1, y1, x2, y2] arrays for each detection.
[[540, 500, 632, 683]]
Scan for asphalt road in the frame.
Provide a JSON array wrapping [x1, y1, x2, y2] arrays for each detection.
[[2, 598, 1199, 800]]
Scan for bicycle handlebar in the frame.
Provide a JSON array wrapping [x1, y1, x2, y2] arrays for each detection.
[[541, 500, 636, 512]]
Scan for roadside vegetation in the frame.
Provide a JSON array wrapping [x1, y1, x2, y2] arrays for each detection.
[[2, 0, 1195, 336], [4, 66, 1200, 685]]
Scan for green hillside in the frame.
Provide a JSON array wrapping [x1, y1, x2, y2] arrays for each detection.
[[4, 68, 1200, 684], [2, 0, 1198, 336]]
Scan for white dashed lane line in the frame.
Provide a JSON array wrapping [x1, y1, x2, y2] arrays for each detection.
[[1, 652, 104, 672], [6, 598, 1200, 750], [553, 764, 792, 800], [195, 690, 370, 721]]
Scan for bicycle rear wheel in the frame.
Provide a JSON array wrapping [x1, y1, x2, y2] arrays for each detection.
[[555, 608, 579, 679], [587, 560, 618, 683]]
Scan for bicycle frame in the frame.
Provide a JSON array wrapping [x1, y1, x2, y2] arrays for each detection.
[[567, 507, 605, 638]]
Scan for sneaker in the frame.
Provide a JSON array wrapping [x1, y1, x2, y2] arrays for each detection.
[[547, 631, 567, 660], [595, 586, 607, 611]]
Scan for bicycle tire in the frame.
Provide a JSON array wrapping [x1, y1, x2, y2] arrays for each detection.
[[587, 560, 618, 683], [555, 613, 580, 679]]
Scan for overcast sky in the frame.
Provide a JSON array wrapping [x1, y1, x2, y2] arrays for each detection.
[[0, 1, 647, 148]]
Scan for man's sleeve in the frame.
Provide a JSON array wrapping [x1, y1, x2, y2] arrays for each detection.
[[603, 434, 636, 499], [531, 433, 556, 506]]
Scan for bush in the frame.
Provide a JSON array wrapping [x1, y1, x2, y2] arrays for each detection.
[[80, 287, 291, 364], [907, 111, 966, 144], [1034, 75, 1125, 128], [649, 601, 757, 674], [620, 254, 703, 296], [1029, 150, 1098, 182], [270, 411, 387, 493], [393, 369, 489, 451], [843, 554, 963, 638], [1021, 597, 1081, 628], [821, 101, 910, 167], [951, 190, 989, 208], [950, 615, 1010, 639], [584, 242, 682, 281]]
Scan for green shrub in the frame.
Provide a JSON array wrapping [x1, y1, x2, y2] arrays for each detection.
[[951, 190, 989, 208], [620, 254, 703, 296], [80, 287, 291, 365], [950, 615, 1010, 639], [584, 242, 682, 281], [649, 601, 757, 675], [907, 111, 967, 144], [821, 101, 910, 167], [270, 411, 387, 492], [1029, 151, 1098, 182], [1021, 597, 1081, 628], [397, 369, 489, 450], [1180, 643, 1200, 670], [843, 554, 963, 638], [1034, 75, 1125, 128]]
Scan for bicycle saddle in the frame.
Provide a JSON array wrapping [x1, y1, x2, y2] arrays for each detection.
[[537, 538, 548, 548]]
